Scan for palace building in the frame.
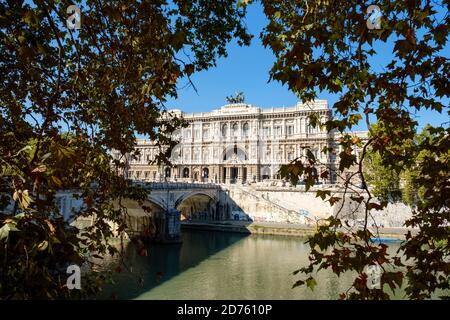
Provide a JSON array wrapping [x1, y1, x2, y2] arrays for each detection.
[[119, 100, 368, 185]]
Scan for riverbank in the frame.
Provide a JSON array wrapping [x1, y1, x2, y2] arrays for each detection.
[[181, 221, 412, 240]]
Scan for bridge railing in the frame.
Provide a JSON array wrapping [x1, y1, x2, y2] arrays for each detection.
[[133, 181, 221, 190]]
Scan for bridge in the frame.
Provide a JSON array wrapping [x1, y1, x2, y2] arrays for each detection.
[[122, 182, 223, 243], [59, 181, 374, 244], [121, 182, 320, 243]]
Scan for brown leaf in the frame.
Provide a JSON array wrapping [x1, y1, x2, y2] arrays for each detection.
[[32, 164, 47, 173], [184, 64, 195, 76], [45, 220, 56, 235]]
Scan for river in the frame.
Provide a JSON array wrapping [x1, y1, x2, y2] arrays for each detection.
[[97, 230, 403, 300]]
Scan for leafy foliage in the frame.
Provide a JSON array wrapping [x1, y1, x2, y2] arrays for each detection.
[[261, 0, 450, 299], [363, 124, 439, 206], [0, 0, 250, 299]]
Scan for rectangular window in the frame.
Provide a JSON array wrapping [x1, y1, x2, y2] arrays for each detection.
[[330, 152, 337, 162], [275, 126, 281, 136], [265, 147, 271, 160], [288, 152, 293, 161], [287, 125, 294, 136]]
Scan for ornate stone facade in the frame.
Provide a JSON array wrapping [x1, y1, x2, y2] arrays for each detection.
[[121, 100, 367, 185]]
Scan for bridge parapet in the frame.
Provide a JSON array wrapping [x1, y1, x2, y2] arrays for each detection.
[[134, 181, 221, 190]]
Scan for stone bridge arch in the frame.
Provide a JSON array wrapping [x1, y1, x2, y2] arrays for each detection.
[[175, 190, 218, 221], [118, 198, 165, 241], [122, 183, 222, 243], [174, 190, 217, 207], [146, 196, 166, 211]]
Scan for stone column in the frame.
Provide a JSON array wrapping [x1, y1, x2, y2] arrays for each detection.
[[300, 117, 304, 136]]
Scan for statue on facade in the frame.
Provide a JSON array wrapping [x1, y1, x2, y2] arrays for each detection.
[[226, 91, 245, 104]]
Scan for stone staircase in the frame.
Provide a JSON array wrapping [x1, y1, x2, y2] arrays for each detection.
[[226, 184, 314, 224]]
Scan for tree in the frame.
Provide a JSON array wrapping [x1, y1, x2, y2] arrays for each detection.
[[261, 0, 449, 299], [0, 0, 251, 299], [364, 125, 436, 206], [364, 149, 402, 203]]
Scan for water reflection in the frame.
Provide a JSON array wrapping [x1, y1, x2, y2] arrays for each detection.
[[98, 230, 401, 300]]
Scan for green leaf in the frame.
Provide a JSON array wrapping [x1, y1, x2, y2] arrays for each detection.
[[316, 190, 331, 200], [306, 277, 317, 291], [0, 223, 20, 241]]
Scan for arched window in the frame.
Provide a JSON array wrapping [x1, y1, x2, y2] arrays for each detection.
[[232, 123, 238, 137], [222, 124, 228, 137], [243, 122, 249, 137], [183, 168, 189, 178]]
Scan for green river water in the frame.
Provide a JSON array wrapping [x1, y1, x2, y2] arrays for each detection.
[[98, 229, 404, 300]]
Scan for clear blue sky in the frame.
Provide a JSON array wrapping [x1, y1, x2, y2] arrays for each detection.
[[166, 2, 448, 132]]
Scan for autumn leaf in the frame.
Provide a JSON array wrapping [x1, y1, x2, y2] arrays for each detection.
[[12, 189, 33, 209], [184, 64, 195, 76], [37, 240, 49, 251], [32, 164, 47, 173]]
